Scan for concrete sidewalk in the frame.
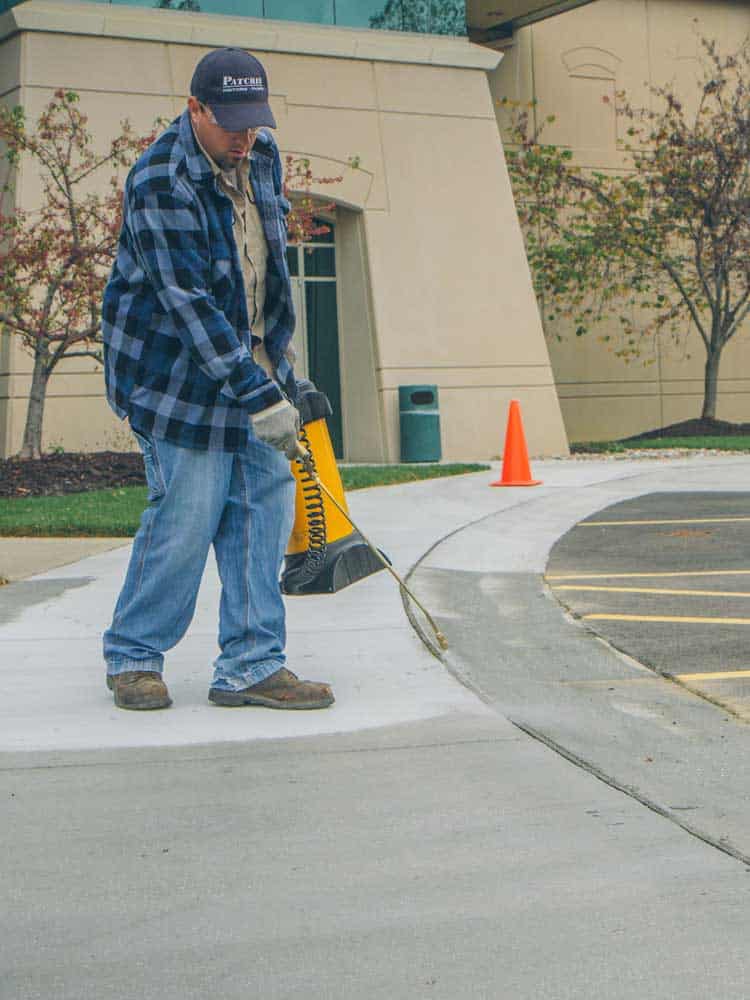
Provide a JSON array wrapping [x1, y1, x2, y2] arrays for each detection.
[[0, 464, 515, 752], [0, 536, 129, 583], [2, 452, 745, 754], [5, 713, 749, 1000], [5, 454, 750, 1000]]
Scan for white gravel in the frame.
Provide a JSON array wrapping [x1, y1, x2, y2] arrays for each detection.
[[567, 448, 750, 461]]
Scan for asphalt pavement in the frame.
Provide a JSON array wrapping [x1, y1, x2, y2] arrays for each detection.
[[547, 491, 750, 716], [3, 454, 750, 1000]]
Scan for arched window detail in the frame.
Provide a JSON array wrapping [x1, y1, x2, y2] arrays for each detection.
[[560, 46, 621, 151], [562, 46, 621, 80]]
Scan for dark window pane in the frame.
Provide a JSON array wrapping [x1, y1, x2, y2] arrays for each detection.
[[306, 219, 335, 245], [29, 0, 466, 29], [130, 0, 265, 12], [363, 0, 466, 34], [265, 0, 334, 23], [303, 246, 335, 277], [333, 0, 382, 27], [286, 246, 300, 277], [305, 281, 342, 456], [197, 0, 264, 14]]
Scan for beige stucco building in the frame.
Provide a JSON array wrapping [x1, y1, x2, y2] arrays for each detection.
[[0, 0, 570, 461], [0, 0, 748, 459], [488, 0, 750, 441]]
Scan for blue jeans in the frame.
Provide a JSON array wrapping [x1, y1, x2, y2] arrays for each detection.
[[103, 428, 296, 691]]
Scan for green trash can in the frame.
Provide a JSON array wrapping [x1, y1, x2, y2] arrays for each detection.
[[399, 385, 441, 462]]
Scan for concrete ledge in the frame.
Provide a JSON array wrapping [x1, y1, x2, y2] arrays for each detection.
[[0, 537, 130, 583], [0, 0, 503, 70]]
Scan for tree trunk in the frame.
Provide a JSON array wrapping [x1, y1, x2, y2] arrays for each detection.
[[701, 346, 722, 420], [19, 350, 50, 459]]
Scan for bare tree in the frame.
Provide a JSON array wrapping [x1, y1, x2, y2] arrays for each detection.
[[504, 35, 750, 420], [0, 90, 155, 457]]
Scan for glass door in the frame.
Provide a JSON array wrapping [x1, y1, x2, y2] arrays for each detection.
[[286, 223, 343, 457]]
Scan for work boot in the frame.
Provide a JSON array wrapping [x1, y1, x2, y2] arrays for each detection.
[[208, 668, 334, 710], [107, 671, 172, 710]]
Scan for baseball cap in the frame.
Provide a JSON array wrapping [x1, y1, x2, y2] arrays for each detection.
[[190, 47, 276, 131]]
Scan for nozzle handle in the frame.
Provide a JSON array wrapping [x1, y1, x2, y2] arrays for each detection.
[[294, 439, 315, 474]]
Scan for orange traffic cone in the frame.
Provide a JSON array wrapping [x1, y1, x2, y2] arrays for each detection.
[[490, 400, 542, 487]]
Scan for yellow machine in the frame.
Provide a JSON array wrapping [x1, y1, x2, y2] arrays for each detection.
[[281, 381, 386, 595]]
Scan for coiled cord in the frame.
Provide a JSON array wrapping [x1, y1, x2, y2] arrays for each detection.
[[294, 438, 448, 652], [292, 424, 328, 585]]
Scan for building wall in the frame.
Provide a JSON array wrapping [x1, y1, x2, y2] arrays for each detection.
[[0, 0, 568, 460], [490, 0, 750, 441]]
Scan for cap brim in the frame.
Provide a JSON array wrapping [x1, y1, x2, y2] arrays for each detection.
[[209, 102, 277, 131]]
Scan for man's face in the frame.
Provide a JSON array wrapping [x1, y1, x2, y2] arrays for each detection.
[[188, 96, 259, 169]]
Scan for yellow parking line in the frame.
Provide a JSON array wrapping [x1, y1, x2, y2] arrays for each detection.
[[579, 517, 750, 527], [584, 613, 750, 625], [676, 670, 750, 682], [553, 585, 750, 598], [547, 570, 750, 581], [561, 671, 750, 685]]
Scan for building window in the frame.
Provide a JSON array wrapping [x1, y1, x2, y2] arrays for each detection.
[[2, 0, 466, 33], [287, 220, 344, 456], [367, 0, 465, 33]]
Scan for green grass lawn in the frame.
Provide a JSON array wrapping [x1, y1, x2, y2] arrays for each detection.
[[571, 436, 750, 454], [0, 463, 488, 537]]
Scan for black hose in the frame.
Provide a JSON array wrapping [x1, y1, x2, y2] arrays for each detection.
[[292, 424, 328, 585]]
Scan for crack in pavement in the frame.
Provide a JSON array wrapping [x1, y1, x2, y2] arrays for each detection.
[[510, 718, 750, 869]]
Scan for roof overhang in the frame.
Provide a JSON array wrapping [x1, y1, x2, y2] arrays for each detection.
[[0, 0, 502, 70], [467, 0, 597, 44]]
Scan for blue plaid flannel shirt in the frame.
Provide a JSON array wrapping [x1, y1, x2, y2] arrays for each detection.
[[102, 111, 296, 451]]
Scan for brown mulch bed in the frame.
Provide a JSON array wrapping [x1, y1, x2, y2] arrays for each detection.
[[1, 417, 748, 499], [623, 417, 750, 441], [0, 452, 146, 499]]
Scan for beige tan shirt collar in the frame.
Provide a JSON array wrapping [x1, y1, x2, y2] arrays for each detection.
[[192, 122, 270, 363]]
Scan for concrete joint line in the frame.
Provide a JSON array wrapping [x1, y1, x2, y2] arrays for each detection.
[[400, 493, 539, 662], [510, 718, 750, 870], [0, 734, 523, 774], [548, 585, 750, 724], [399, 479, 660, 659], [666, 675, 749, 726]]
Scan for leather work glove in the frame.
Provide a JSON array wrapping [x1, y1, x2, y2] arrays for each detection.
[[250, 399, 301, 460]]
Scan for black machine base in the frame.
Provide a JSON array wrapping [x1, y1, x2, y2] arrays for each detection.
[[281, 533, 388, 596]]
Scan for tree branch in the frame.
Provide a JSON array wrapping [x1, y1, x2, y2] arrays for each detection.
[[691, 226, 716, 311], [660, 259, 710, 349], [569, 175, 711, 345], [47, 335, 100, 370], [0, 309, 33, 337], [59, 349, 103, 362], [722, 290, 750, 345]]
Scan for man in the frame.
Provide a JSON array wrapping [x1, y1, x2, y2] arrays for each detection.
[[101, 47, 334, 712]]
